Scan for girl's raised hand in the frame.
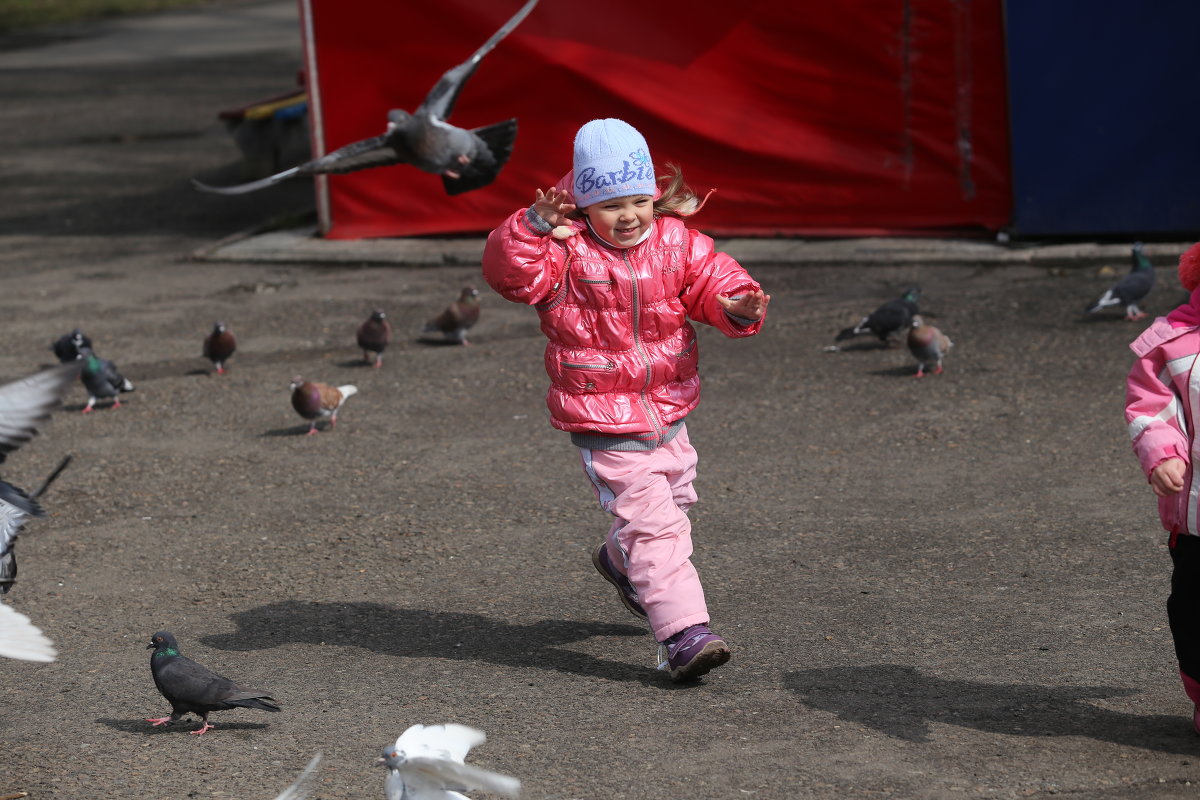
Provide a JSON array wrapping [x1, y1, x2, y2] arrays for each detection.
[[532, 187, 576, 227], [717, 289, 771, 322]]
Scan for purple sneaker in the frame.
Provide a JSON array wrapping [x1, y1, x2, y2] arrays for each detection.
[[657, 624, 731, 681], [592, 542, 647, 618]]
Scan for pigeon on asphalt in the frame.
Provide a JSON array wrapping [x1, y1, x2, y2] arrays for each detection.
[[290, 377, 357, 435], [145, 630, 281, 736], [835, 286, 921, 345], [1085, 242, 1156, 320], [193, 0, 539, 197], [0, 602, 56, 662], [379, 723, 521, 800], [203, 322, 237, 374], [267, 753, 322, 800], [907, 316, 953, 377], [357, 309, 392, 368], [51, 329, 92, 363], [78, 346, 134, 413], [422, 286, 481, 345]]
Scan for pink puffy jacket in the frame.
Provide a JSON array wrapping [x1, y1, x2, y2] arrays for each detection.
[[482, 209, 764, 439], [1126, 316, 1200, 535]]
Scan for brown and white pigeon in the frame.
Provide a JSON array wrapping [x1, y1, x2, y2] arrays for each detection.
[[422, 286, 481, 345], [289, 377, 357, 435], [193, 0, 538, 197], [203, 322, 237, 374], [357, 309, 392, 368], [145, 630, 281, 736], [907, 316, 952, 377]]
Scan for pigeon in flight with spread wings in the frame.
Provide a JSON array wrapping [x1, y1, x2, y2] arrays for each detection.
[[379, 723, 521, 800], [194, 0, 538, 197]]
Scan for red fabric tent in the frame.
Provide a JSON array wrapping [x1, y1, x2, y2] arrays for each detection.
[[299, 0, 1010, 239]]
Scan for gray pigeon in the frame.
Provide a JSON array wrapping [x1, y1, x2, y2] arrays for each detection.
[[78, 346, 134, 412], [379, 723, 521, 800], [907, 315, 953, 377], [193, 0, 538, 196], [835, 286, 921, 345], [422, 286, 481, 345], [1085, 242, 1156, 320], [0, 363, 79, 596], [145, 630, 281, 735]]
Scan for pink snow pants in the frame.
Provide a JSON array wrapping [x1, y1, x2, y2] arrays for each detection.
[[578, 425, 709, 641]]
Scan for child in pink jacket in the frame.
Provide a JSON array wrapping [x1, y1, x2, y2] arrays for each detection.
[[482, 118, 769, 681], [1126, 241, 1200, 731]]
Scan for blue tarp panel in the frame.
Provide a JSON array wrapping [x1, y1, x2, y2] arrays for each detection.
[[1005, 2, 1200, 237]]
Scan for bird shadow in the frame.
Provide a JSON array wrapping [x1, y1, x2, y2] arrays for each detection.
[[829, 340, 892, 353], [336, 358, 376, 368], [62, 401, 119, 413], [200, 601, 665, 686], [185, 367, 212, 377], [869, 365, 922, 378], [416, 337, 467, 347], [95, 717, 270, 736], [258, 424, 320, 437], [784, 664, 1196, 755]]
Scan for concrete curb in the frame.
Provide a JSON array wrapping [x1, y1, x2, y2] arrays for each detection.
[[192, 224, 1194, 268]]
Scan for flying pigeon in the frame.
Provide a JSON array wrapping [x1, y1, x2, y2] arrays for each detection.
[[203, 322, 237, 374], [268, 753, 322, 800], [51, 329, 92, 363], [835, 286, 921, 345], [422, 286, 481, 345], [0, 602, 56, 662], [357, 309, 392, 368], [78, 346, 134, 413], [0, 364, 79, 595], [1085, 242, 1156, 320], [907, 316, 953, 377], [379, 723, 521, 800], [145, 630, 281, 736], [193, 0, 539, 197], [290, 377, 357, 435]]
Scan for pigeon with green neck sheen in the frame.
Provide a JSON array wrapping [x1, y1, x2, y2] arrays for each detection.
[[835, 286, 921, 345], [78, 346, 134, 412], [1085, 242, 1156, 321], [145, 630, 281, 735]]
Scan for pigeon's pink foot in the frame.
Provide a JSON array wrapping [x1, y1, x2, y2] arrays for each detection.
[[933, 365, 944, 375], [1126, 312, 1148, 321], [914, 370, 925, 378], [306, 424, 319, 436], [112, 399, 121, 409], [444, 169, 462, 179], [144, 716, 172, 726], [82, 405, 94, 414], [373, 357, 383, 368], [190, 723, 214, 736], [216, 365, 225, 374], [457, 154, 470, 165]]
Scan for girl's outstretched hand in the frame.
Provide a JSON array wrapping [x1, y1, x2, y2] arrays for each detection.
[[717, 289, 770, 321], [1151, 457, 1187, 497], [532, 187, 576, 227]]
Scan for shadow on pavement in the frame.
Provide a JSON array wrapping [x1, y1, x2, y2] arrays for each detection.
[[201, 600, 663, 686], [784, 664, 1195, 755], [96, 717, 270, 735]]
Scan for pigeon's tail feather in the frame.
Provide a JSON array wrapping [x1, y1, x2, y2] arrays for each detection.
[[834, 319, 867, 341], [338, 385, 358, 399], [0, 602, 56, 662], [1085, 290, 1118, 314], [226, 692, 281, 712], [408, 757, 522, 798], [443, 119, 518, 195]]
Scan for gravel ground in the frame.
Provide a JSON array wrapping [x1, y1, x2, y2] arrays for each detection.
[[2, 4, 1199, 799]]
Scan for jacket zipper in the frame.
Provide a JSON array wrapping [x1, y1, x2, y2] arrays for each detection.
[[561, 360, 614, 370], [622, 250, 663, 445]]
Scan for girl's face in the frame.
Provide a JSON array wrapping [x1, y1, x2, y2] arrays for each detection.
[[582, 194, 654, 247]]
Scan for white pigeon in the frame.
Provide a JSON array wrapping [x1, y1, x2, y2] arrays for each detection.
[[270, 753, 322, 800], [379, 723, 521, 800], [0, 601, 55, 662]]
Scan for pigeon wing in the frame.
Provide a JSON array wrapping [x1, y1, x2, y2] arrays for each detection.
[[1113, 267, 1156, 304], [0, 363, 80, 463], [0, 601, 56, 662], [420, 0, 539, 120], [272, 753, 322, 800], [193, 134, 407, 195], [394, 723, 486, 764], [405, 757, 521, 798], [315, 383, 344, 413]]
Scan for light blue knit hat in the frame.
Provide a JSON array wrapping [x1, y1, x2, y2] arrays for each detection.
[[572, 118, 656, 208]]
